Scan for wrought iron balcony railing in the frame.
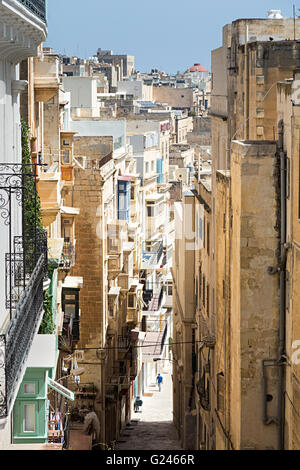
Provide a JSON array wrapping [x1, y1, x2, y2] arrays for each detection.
[[142, 285, 165, 311], [142, 240, 164, 267], [0, 162, 48, 420], [117, 327, 131, 351], [17, 0, 47, 23], [6, 226, 48, 312], [0, 254, 46, 419]]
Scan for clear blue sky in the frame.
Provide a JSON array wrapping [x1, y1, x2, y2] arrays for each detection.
[[45, 0, 295, 74]]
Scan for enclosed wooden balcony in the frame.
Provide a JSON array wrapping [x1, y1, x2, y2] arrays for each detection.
[[34, 54, 60, 102]]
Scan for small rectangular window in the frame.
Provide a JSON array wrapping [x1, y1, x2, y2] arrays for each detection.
[[147, 205, 155, 217], [24, 384, 35, 395], [109, 238, 119, 252], [65, 294, 76, 301], [63, 149, 70, 164], [199, 217, 203, 240], [65, 304, 76, 318], [128, 293, 135, 308], [23, 404, 35, 433]]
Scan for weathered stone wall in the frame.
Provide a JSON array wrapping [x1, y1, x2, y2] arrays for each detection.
[[153, 86, 194, 109], [215, 170, 231, 450], [230, 140, 280, 449]]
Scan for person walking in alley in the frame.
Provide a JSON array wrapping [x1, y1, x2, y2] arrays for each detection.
[[156, 373, 163, 392], [134, 396, 143, 412]]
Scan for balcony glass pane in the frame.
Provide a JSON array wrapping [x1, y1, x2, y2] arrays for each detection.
[[24, 383, 35, 394], [65, 304, 76, 317], [63, 150, 70, 164], [23, 404, 35, 432]]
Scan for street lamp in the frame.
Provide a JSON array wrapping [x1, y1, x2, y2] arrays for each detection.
[[153, 357, 183, 367], [56, 367, 85, 382], [153, 358, 176, 364]]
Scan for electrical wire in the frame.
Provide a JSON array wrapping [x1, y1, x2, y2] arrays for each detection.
[[76, 339, 209, 351], [284, 391, 300, 421]]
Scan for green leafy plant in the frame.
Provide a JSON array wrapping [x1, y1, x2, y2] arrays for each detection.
[[39, 290, 55, 334], [22, 119, 55, 334], [21, 119, 43, 229]]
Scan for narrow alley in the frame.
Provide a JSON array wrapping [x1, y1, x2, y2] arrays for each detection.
[[116, 370, 182, 450]]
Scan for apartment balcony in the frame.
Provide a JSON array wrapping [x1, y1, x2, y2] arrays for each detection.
[[126, 282, 143, 325], [107, 221, 127, 257], [39, 169, 61, 227], [126, 307, 140, 325], [141, 325, 168, 362], [34, 54, 60, 102], [17, 0, 46, 22], [108, 253, 124, 280], [118, 333, 131, 352], [130, 356, 138, 381], [0, 230, 48, 422], [163, 279, 173, 309], [141, 240, 164, 270], [60, 131, 77, 185], [106, 371, 131, 398], [118, 273, 132, 291], [117, 327, 131, 360], [59, 241, 76, 271], [0, 0, 47, 62], [142, 284, 165, 312]]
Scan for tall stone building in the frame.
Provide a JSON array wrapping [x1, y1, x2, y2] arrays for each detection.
[[208, 13, 300, 450], [276, 73, 300, 449], [60, 117, 144, 448], [172, 12, 300, 451]]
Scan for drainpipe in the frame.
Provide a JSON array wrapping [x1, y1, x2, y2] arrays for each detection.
[[277, 120, 286, 450]]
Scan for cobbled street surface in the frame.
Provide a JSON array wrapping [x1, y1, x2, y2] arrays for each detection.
[[115, 370, 182, 450]]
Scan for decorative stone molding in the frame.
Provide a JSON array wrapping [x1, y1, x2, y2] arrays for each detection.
[[0, 0, 47, 63], [11, 79, 27, 94]]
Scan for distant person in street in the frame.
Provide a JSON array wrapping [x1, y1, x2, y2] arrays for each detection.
[[156, 373, 163, 392], [134, 396, 143, 412]]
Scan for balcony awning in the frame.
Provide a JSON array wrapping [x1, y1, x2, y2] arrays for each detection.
[[108, 286, 122, 296], [118, 176, 133, 181], [47, 377, 74, 401], [61, 206, 80, 215], [62, 276, 83, 289], [141, 331, 164, 357], [47, 238, 64, 262]]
